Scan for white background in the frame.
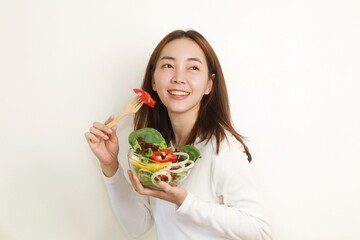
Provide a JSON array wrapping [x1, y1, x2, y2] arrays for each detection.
[[1, 0, 359, 239]]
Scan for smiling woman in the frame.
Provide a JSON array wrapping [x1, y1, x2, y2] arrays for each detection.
[[152, 38, 213, 121], [85, 29, 273, 240]]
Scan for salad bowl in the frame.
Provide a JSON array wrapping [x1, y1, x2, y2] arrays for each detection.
[[128, 148, 195, 190]]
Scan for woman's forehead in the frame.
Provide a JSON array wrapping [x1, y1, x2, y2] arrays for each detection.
[[159, 38, 206, 62]]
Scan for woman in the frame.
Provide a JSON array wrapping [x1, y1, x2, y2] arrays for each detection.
[[85, 29, 273, 240]]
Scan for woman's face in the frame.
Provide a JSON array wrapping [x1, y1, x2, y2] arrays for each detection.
[[152, 38, 213, 117]]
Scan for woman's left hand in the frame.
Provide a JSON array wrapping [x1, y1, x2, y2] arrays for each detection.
[[128, 170, 188, 206]]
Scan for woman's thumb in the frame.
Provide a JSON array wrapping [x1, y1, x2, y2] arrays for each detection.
[[108, 124, 118, 142]]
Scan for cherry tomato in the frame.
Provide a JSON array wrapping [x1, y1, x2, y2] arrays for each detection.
[[133, 88, 156, 108]]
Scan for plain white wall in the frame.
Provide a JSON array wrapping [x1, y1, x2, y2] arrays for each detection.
[[1, 0, 359, 239]]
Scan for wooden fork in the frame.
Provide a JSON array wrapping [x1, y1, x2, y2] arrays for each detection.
[[106, 96, 144, 128]]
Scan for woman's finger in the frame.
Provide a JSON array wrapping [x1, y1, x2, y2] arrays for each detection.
[[128, 170, 147, 193], [89, 126, 109, 140], [128, 170, 139, 188], [85, 132, 99, 143], [104, 115, 115, 125], [108, 124, 118, 143], [92, 121, 113, 135], [128, 170, 167, 197]]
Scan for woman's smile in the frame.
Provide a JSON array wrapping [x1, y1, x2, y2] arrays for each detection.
[[168, 89, 190, 97]]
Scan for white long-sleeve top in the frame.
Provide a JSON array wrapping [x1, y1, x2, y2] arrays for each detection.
[[103, 133, 273, 240]]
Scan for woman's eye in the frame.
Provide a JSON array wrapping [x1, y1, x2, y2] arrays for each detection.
[[162, 64, 173, 68], [190, 66, 199, 70]]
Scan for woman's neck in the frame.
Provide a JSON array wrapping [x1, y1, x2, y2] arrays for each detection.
[[168, 112, 197, 147]]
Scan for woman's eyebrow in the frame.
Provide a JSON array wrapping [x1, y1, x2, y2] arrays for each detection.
[[187, 57, 202, 64], [159, 56, 175, 61], [159, 56, 202, 64]]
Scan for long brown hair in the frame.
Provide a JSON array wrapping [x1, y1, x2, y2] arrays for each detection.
[[133, 30, 252, 162]]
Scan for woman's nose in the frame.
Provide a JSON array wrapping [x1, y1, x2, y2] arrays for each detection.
[[171, 69, 185, 83]]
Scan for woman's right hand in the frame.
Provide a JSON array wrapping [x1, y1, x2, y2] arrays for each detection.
[[85, 116, 119, 177]]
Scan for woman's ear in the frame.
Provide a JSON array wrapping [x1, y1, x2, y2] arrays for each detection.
[[205, 74, 215, 95]]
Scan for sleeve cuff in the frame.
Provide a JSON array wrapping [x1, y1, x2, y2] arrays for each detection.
[[177, 192, 195, 215], [102, 167, 124, 184]]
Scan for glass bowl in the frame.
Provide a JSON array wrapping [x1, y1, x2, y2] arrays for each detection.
[[128, 148, 195, 190]]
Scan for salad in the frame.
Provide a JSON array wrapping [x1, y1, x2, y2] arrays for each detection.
[[128, 128, 201, 190]]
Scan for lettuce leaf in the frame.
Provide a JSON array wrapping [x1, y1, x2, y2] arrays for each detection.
[[128, 128, 168, 157], [178, 145, 201, 162]]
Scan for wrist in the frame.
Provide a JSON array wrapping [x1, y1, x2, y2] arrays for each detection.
[[101, 160, 119, 177], [176, 189, 188, 207]]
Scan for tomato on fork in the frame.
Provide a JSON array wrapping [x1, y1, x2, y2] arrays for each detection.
[[133, 88, 156, 108]]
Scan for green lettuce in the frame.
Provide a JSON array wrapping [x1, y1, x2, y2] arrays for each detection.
[[177, 145, 201, 162], [128, 128, 168, 157]]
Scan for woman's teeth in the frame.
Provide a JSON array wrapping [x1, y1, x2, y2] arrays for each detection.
[[169, 90, 190, 96]]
